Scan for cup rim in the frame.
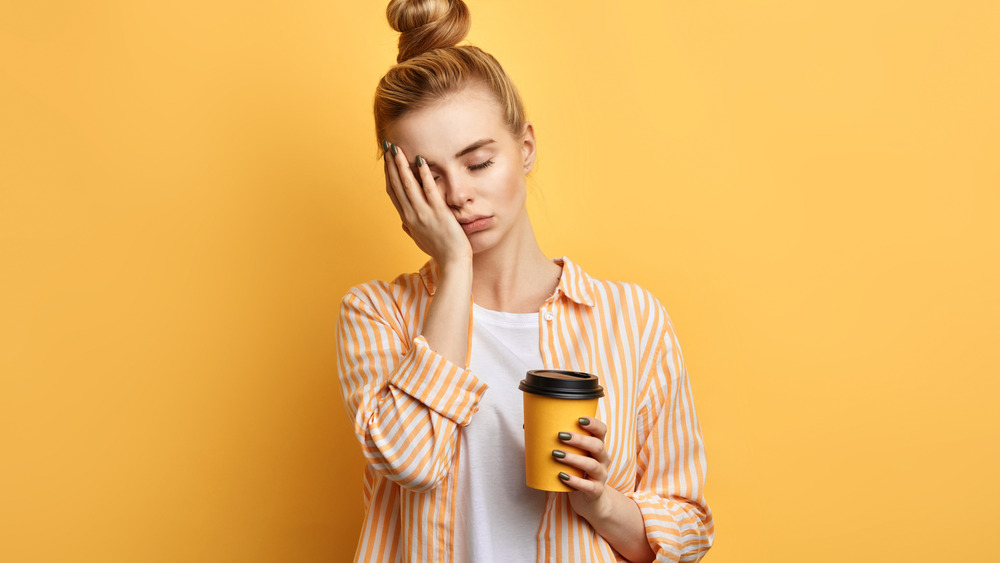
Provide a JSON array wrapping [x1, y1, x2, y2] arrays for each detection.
[[519, 369, 605, 399]]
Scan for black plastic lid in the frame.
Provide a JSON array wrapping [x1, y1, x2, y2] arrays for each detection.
[[518, 370, 604, 399]]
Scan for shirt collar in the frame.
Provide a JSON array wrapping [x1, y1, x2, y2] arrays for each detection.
[[418, 256, 596, 308]]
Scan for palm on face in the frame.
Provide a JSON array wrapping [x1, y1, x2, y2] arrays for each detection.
[[383, 143, 472, 264]]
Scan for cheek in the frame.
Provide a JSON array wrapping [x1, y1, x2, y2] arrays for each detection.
[[493, 161, 527, 202]]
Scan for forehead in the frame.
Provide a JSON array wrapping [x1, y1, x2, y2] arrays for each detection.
[[388, 86, 508, 156]]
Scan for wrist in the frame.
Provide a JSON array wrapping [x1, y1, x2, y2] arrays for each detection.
[[596, 492, 617, 523], [437, 256, 473, 280], [575, 488, 616, 524]]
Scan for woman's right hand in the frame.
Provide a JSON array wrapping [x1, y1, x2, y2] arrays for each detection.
[[383, 141, 472, 265]]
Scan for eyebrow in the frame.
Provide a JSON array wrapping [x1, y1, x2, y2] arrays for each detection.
[[418, 139, 496, 168], [455, 138, 495, 158]]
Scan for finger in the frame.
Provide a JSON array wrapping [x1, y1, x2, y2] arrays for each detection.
[[576, 418, 611, 466], [559, 431, 610, 466], [578, 417, 607, 441], [414, 156, 444, 208], [385, 143, 415, 219], [383, 148, 404, 218], [557, 470, 602, 496], [391, 144, 430, 213], [553, 450, 608, 483]]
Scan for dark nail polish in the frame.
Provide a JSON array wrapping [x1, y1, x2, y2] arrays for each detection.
[[557, 432, 571, 441], [416, 155, 424, 167], [381, 139, 390, 152], [558, 472, 570, 481], [578, 417, 590, 426], [391, 144, 398, 156], [552, 449, 566, 459]]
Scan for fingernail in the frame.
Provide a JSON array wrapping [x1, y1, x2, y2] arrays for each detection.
[[552, 449, 566, 459], [578, 417, 590, 426], [381, 139, 390, 152], [558, 472, 570, 481], [557, 432, 571, 441], [416, 155, 424, 167], [391, 144, 398, 156]]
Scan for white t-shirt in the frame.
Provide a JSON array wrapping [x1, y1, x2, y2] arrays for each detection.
[[453, 303, 548, 562]]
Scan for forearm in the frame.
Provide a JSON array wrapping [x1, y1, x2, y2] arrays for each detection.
[[579, 487, 655, 563], [419, 259, 473, 366], [337, 280, 486, 491]]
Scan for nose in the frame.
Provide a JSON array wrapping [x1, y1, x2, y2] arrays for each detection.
[[441, 174, 474, 209]]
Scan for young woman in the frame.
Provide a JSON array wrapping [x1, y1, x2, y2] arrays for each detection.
[[336, 1, 714, 561]]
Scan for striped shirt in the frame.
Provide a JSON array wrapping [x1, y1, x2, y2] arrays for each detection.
[[336, 257, 714, 562]]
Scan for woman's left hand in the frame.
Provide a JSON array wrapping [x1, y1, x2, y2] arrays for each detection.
[[555, 418, 657, 562], [556, 417, 613, 520]]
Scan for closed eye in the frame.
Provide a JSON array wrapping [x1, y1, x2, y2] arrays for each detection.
[[427, 159, 494, 181]]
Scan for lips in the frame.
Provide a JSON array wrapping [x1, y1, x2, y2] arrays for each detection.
[[459, 215, 493, 234], [458, 214, 490, 224]]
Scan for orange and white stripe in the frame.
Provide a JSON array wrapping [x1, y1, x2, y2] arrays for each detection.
[[337, 257, 714, 562]]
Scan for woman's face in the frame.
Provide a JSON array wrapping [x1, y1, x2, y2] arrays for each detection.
[[385, 85, 536, 255]]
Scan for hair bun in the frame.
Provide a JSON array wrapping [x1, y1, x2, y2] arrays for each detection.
[[387, 0, 471, 62]]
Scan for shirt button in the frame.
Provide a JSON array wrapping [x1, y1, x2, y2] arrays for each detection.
[[543, 312, 555, 321]]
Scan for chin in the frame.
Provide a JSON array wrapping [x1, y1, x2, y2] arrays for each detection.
[[468, 232, 498, 255]]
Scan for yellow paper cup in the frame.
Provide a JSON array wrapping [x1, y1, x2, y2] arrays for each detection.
[[520, 370, 604, 492]]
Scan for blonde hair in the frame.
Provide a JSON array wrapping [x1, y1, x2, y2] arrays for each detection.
[[374, 0, 527, 147]]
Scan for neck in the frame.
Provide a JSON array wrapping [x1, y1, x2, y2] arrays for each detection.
[[470, 210, 562, 313]]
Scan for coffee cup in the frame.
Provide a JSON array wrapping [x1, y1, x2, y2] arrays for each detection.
[[519, 370, 604, 492]]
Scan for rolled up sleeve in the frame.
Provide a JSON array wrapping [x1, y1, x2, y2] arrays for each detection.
[[337, 288, 487, 492], [627, 313, 714, 562]]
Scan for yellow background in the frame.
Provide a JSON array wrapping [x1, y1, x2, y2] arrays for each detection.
[[2, 1, 998, 561]]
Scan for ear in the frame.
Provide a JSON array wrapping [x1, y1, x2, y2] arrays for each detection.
[[520, 122, 537, 174]]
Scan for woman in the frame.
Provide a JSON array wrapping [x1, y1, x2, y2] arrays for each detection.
[[336, 1, 714, 561]]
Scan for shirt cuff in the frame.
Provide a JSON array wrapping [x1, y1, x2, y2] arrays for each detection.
[[625, 490, 714, 561], [388, 335, 487, 426]]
